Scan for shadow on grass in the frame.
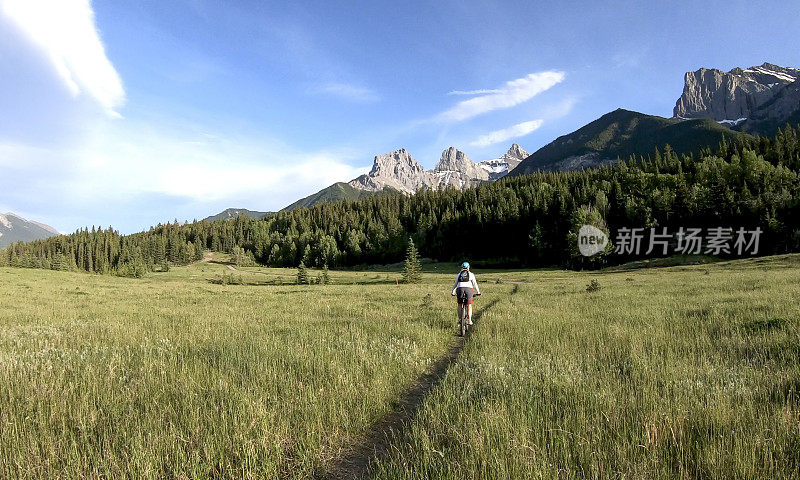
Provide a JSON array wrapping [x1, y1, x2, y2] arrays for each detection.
[[320, 291, 512, 479]]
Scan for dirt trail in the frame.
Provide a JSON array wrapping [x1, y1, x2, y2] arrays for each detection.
[[201, 253, 237, 271], [321, 296, 505, 479]]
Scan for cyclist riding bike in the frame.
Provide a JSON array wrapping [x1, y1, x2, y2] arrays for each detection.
[[451, 262, 480, 326]]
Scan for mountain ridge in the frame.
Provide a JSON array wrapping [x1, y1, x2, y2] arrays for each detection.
[[217, 62, 799, 214], [674, 62, 800, 136], [283, 144, 526, 210], [0, 212, 60, 248], [282, 182, 394, 211], [510, 109, 749, 175], [203, 208, 269, 222]]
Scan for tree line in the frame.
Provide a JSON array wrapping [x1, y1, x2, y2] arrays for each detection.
[[2, 124, 799, 274]]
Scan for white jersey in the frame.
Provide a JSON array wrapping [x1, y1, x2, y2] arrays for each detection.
[[452, 270, 480, 294]]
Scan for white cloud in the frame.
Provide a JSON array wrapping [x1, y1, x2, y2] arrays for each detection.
[[310, 82, 379, 102], [1, 0, 125, 117], [145, 154, 365, 202], [0, 118, 372, 233], [438, 71, 564, 122], [70, 123, 368, 205], [447, 89, 502, 96], [539, 96, 578, 119], [470, 119, 544, 147]]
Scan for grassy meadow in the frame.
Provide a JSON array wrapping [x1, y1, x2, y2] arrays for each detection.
[[0, 254, 798, 479]]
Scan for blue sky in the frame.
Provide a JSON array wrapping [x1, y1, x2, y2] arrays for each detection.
[[1, 0, 798, 233]]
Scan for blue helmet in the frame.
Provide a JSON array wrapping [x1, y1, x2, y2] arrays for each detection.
[[461, 261, 470, 270]]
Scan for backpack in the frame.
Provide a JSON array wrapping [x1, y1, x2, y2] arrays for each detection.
[[458, 269, 470, 283]]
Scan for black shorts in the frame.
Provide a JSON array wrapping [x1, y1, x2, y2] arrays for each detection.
[[456, 287, 473, 305]]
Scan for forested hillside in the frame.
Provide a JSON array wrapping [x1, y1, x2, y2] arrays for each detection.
[[2, 125, 799, 274], [511, 109, 750, 174], [282, 182, 387, 211]]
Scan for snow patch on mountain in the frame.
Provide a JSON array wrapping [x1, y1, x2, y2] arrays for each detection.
[[479, 160, 509, 175], [719, 118, 747, 126], [478, 144, 530, 180], [743, 66, 798, 83]]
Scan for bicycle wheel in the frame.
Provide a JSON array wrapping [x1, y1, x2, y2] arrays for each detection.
[[460, 302, 467, 337]]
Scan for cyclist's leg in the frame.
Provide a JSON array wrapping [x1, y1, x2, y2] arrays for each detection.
[[467, 302, 473, 324]]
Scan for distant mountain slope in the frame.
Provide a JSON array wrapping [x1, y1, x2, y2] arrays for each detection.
[[282, 182, 391, 211], [0, 212, 59, 248], [511, 109, 749, 175], [204, 208, 268, 222]]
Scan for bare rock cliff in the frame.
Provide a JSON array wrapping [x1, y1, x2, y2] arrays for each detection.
[[433, 147, 489, 189], [349, 149, 436, 193], [674, 63, 800, 121]]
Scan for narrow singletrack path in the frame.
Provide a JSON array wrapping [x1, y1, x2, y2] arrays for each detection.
[[321, 297, 504, 479]]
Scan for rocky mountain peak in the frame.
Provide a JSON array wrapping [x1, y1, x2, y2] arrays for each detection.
[[433, 147, 489, 189], [346, 143, 528, 195], [674, 62, 800, 122], [350, 149, 436, 193], [505, 143, 529, 161], [434, 147, 474, 172], [369, 149, 425, 176], [478, 144, 530, 180], [0, 212, 60, 248]]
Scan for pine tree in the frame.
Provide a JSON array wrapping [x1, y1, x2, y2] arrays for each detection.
[[321, 264, 330, 285], [297, 261, 309, 285], [402, 238, 422, 283]]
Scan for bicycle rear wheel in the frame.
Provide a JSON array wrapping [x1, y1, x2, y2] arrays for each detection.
[[460, 301, 467, 336]]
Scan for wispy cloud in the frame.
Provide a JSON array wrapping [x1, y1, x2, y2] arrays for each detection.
[[470, 119, 543, 147], [1, 0, 125, 117], [539, 96, 578, 119], [438, 71, 564, 122], [447, 89, 502, 96], [612, 50, 646, 70], [309, 82, 379, 102]]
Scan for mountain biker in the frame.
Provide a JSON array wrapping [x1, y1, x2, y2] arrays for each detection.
[[451, 262, 480, 326]]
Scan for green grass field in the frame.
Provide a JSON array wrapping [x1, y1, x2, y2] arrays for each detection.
[[1, 255, 798, 479]]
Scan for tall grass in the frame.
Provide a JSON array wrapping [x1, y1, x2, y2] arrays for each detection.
[[371, 256, 800, 479], [1, 255, 798, 478], [0, 264, 451, 479]]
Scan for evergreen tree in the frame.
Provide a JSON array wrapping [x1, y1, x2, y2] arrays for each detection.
[[402, 238, 422, 283], [2, 124, 800, 273], [321, 264, 330, 285], [297, 261, 309, 285]]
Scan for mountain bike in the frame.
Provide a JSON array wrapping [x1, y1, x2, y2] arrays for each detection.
[[457, 291, 479, 337]]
